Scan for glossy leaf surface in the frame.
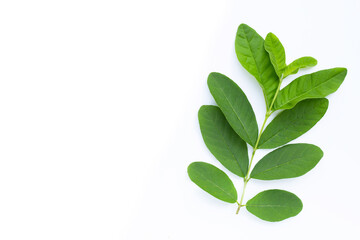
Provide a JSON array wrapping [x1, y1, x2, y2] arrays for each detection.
[[250, 144, 323, 180], [235, 24, 279, 110], [264, 32, 286, 78], [198, 105, 249, 177], [283, 56, 317, 78], [258, 98, 328, 149], [274, 68, 347, 110], [246, 189, 303, 222], [188, 162, 237, 203], [207, 72, 258, 146]]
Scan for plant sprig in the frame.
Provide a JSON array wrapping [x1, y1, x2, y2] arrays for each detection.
[[187, 24, 347, 222]]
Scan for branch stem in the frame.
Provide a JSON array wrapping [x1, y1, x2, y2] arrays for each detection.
[[236, 76, 283, 214]]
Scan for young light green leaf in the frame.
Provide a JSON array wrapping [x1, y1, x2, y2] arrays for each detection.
[[274, 67, 347, 110], [264, 32, 286, 78], [199, 105, 249, 177], [207, 72, 258, 146], [246, 189, 303, 222], [250, 144, 323, 180], [283, 56, 317, 78], [188, 162, 238, 203], [258, 98, 329, 149], [235, 24, 279, 110]]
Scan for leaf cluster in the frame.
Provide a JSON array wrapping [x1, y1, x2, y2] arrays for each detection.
[[188, 24, 347, 222]]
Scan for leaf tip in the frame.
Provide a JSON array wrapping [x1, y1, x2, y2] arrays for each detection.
[[198, 105, 208, 113], [237, 23, 254, 34], [323, 98, 329, 108], [239, 23, 249, 29], [333, 67, 347, 74], [313, 58, 318, 66], [341, 67, 348, 75], [265, 32, 276, 39], [187, 162, 195, 174], [207, 72, 221, 80]]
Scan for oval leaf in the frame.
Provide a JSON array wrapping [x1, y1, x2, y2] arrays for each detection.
[[199, 105, 249, 177], [250, 144, 323, 180], [207, 72, 258, 146], [264, 32, 286, 78], [274, 67, 347, 110], [283, 56, 317, 78], [235, 24, 279, 110], [187, 162, 237, 203], [258, 98, 329, 149], [246, 189, 303, 222]]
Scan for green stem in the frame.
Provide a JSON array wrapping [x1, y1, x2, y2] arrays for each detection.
[[268, 77, 283, 114], [236, 77, 283, 214], [236, 179, 248, 214]]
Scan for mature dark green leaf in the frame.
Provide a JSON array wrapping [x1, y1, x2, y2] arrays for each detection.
[[199, 105, 249, 177], [246, 189, 303, 222], [283, 56, 317, 78], [188, 162, 238, 203], [264, 32, 286, 78], [250, 144, 323, 180], [235, 24, 279, 110], [207, 72, 258, 146], [258, 98, 329, 149], [274, 68, 347, 110]]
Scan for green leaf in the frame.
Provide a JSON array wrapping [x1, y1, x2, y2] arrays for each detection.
[[283, 56, 317, 78], [250, 144, 323, 180], [187, 162, 238, 203], [198, 105, 249, 177], [264, 32, 286, 78], [246, 189, 303, 222], [207, 72, 258, 146], [258, 98, 329, 149], [274, 68, 347, 110], [235, 24, 279, 110]]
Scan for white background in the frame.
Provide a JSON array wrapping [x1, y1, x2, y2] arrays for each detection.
[[0, 0, 359, 239]]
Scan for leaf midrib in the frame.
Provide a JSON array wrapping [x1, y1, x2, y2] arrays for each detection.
[[210, 116, 245, 176], [247, 204, 292, 208], [194, 168, 236, 202], [267, 36, 282, 74], [242, 26, 262, 83], [259, 120, 302, 148], [215, 82, 253, 145], [252, 149, 309, 178], [277, 70, 344, 109]]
